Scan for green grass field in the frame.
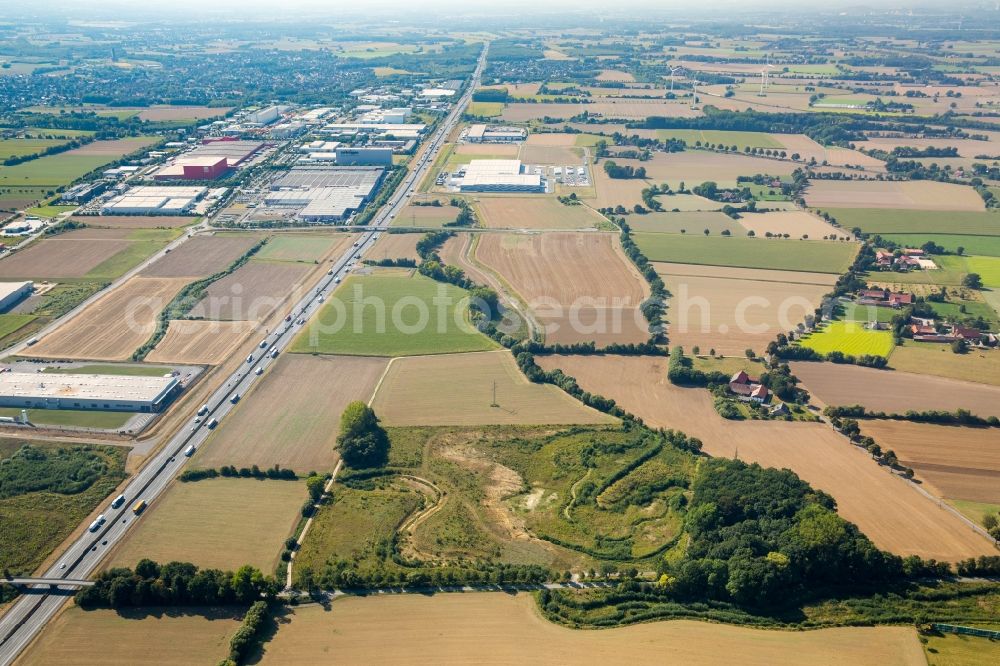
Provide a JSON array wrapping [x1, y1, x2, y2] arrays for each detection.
[[0, 314, 36, 339], [0, 407, 135, 429], [821, 209, 1000, 236], [82, 229, 180, 280], [840, 302, 899, 323], [923, 630, 1000, 666], [289, 271, 498, 356], [467, 102, 503, 117], [0, 138, 70, 160], [255, 234, 339, 263], [868, 255, 969, 286], [879, 234, 1000, 257], [797, 321, 895, 357], [23, 204, 76, 218], [0, 137, 157, 188], [655, 129, 785, 149], [964, 255, 1000, 287], [632, 233, 859, 273]]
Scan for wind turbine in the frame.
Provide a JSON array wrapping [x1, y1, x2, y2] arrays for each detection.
[[669, 66, 682, 93], [758, 68, 768, 96], [690, 80, 700, 109]]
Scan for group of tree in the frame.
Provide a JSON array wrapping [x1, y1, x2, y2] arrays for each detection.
[[75, 560, 278, 609], [179, 464, 297, 483], [603, 160, 646, 179], [337, 401, 390, 469]]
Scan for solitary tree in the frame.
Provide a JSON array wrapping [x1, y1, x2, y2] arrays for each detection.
[[337, 401, 390, 468], [963, 273, 983, 289]]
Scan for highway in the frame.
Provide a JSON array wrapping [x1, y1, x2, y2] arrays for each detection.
[[0, 43, 487, 665]]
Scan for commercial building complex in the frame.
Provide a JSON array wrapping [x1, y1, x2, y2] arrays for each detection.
[[0, 372, 180, 412], [458, 159, 545, 193], [334, 147, 393, 166], [0, 281, 33, 312], [466, 124, 527, 143], [101, 185, 207, 215], [153, 140, 266, 181], [265, 166, 384, 222]]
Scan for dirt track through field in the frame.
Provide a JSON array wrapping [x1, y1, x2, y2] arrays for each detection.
[[475, 232, 650, 345], [536, 354, 996, 561], [257, 593, 926, 666], [859, 421, 1000, 505], [29, 277, 189, 361], [791, 361, 1000, 418]]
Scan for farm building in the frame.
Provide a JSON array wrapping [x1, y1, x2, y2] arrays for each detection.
[[458, 159, 545, 193], [0, 281, 33, 312], [728, 370, 770, 403], [0, 372, 179, 412], [101, 185, 207, 215], [466, 124, 527, 143]]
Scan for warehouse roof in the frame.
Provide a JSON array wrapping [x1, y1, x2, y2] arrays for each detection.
[[0, 372, 178, 403]]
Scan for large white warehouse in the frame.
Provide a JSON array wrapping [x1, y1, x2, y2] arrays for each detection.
[[0, 373, 180, 412], [458, 159, 544, 193]]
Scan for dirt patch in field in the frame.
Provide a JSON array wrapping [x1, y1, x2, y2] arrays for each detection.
[[790, 361, 1000, 418], [519, 142, 582, 165], [30, 277, 189, 361], [804, 180, 985, 211], [475, 232, 651, 345], [393, 203, 462, 227], [146, 319, 256, 365], [0, 231, 132, 279], [535, 354, 996, 561], [108, 477, 305, 572], [738, 210, 844, 239], [188, 260, 311, 321], [474, 197, 605, 231], [140, 234, 259, 278], [454, 143, 521, 156], [859, 421, 1000, 505], [370, 351, 616, 426], [256, 594, 925, 666], [657, 263, 833, 355], [71, 215, 198, 229], [194, 354, 388, 472], [370, 233, 422, 262]]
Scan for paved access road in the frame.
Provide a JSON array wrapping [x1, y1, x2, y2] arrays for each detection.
[[0, 43, 487, 666]]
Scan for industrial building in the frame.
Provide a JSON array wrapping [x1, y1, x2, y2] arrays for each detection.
[[0, 372, 180, 413], [335, 147, 393, 166], [245, 105, 283, 126], [152, 140, 265, 181], [0, 281, 33, 312], [322, 123, 425, 140], [458, 160, 545, 193], [101, 185, 207, 215], [466, 125, 527, 144], [266, 166, 384, 222], [60, 181, 109, 204]]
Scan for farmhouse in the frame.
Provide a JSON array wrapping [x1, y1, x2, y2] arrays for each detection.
[[873, 248, 936, 272], [0, 372, 180, 412], [858, 288, 913, 308], [728, 370, 770, 403]]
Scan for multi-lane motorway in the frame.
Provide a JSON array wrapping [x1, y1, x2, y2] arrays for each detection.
[[0, 43, 487, 665]]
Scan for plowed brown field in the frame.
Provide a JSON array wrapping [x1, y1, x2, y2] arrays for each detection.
[[140, 234, 258, 278], [790, 362, 1000, 418], [535, 354, 996, 561], [146, 319, 256, 365], [475, 232, 650, 345], [0, 231, 131, 279], [803, 180, 984, 211], [188, 261, 311, 321], [859, 421, 1000, 505], [29, 277, 189, 361]]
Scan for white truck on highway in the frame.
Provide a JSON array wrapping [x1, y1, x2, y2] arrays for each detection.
[[184, 445, 196, 457]]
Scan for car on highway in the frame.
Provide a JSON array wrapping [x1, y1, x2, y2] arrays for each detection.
[[184, 444, 196, 457], [231, 393, 241, 404], [197, 404, 209, 416], [255, 366, 263, 376], [259, 340, 267, 348], [270, 349, 279, 359], [246, 354, 254, 363]]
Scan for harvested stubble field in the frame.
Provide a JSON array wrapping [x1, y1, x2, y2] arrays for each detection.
[[187, 260, 311, 321], [256, 593, 925, 666], [737, 210, 845, 238], [803, 180, 985, 212], [15, 606, 243, 666], [817, 209, 1000, 236], [391, 202, 463, 228], [474, 196, 606, 230], [651, 193, 723, 211], [518, 139, 582, 166], [140, 234, 259, 278], [535, 354, 995, 561], [859, 421, 1000, 505], [453, 142, 521, 157], [70, 215, 199, 229], [0, 229, 132, 280], [855, 136, 1000, 158], [109, 477, 305, 572], [146, 319, 256, 365], [888, 343, 1000, 386], [500, 101, 701, 122], [791, 361, 1000, 418], [634, 234, 859, 273], [194, 354, 388, 471], [370, 351, 617, 426], [30, 277, 189, 361], [475, 232, 650, 345], [656, 263, 835, 355], [370, 232, 422, 262], [623, 151, 798, 187], [625, 211, 740, 234]]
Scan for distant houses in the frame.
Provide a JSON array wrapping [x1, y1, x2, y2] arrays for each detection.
[[909, 317, 997, 346]]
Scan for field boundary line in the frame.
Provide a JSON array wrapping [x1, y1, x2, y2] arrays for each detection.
[[287, 459, 342, 589]]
